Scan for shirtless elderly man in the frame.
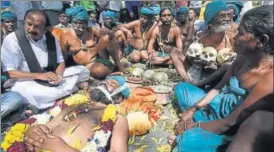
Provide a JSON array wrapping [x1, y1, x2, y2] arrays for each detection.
[[147, 8, 182, 65], [170, 0, 236, 83], [60, 7, 125, 79], [118, 7, 158, 63], [171, 5, 273, 151]]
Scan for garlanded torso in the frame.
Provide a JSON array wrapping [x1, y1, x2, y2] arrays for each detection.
[[1, 93, 119, 152]]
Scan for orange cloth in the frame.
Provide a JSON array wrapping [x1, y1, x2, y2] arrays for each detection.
[[120, 87, 163, 124], [51, 27, 63, 42]]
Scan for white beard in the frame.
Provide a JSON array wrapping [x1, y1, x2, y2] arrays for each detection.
[[212, 24, 231, 33]]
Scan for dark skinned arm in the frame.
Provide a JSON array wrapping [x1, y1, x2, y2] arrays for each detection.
[[200, 70, 274, 134]]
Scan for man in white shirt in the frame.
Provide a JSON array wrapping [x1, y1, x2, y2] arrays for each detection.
[[1, 10, 90, 109]]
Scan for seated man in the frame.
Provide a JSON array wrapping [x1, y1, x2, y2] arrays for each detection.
[[171, 5, 274, 151], [1, 9, 90, 109], [175, 7, 195, 50], [118, 7, 158, 63], [147, 8, 182, 65], [1, 11, 17, 43], [54, 11, 73, 29], [170, 0, 236, 82], [23, 76, 131, 152], [102, 10, 128, 58], [60, 7, 125, 79]]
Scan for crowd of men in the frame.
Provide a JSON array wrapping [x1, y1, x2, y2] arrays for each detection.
[[1, 1, 273, 152]]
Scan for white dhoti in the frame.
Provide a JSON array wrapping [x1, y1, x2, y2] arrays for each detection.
[[11, 65, 90, 109]]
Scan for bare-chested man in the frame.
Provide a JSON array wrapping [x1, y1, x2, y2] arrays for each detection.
[[146, 8, 182, 65], [102, 10, 128, 58], [171, 5, 273, 151], [175, 7, 195, 50], [24, 76, 130, 152], [170, 1, 236, 82], [118, 7, 158, 63], [60, 7, 125, 79]]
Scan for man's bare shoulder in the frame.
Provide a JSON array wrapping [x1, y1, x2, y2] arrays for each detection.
[[59, 28, 74, 36]]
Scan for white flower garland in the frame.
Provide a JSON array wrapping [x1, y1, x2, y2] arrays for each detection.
[[81, 130, 112, 152]]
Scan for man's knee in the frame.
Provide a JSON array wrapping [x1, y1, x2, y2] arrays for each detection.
[[129, 51, 141, 63], [90, 63, 111, 79], [170, 50, 183, 60], [140, 50, 148, 60]]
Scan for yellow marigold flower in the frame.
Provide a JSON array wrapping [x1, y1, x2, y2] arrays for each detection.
[[64, 94, 88, 106], [1, 141, 11, 151], [102, 104, 118, 122], [1, 123, 29, 150]]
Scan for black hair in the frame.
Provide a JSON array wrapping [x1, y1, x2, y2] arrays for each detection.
[[58, 10, 66, 16], [89, 89, 112, 105], [88, 10, 97, 16], [241, 5, 274, 54], [89, 88, 123, 105], [189, 8, 200, 18], [160, 8, 174, 17], [24, 9, 51, 28]]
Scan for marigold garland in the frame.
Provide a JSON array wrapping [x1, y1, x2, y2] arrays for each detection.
[[1, 123, 29, 151]]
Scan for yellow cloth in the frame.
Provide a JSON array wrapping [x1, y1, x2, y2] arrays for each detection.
[[199, 1, 211, 20]]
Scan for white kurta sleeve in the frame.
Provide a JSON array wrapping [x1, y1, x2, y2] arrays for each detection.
[[1, 33, 22, 72], [55, 38, 64, 63]]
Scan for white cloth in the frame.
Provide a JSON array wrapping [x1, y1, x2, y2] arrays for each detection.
[[55, 23, 73, 28], [11, 66, 90, 109], [189, 1, 202, 8], [1, 32, 64, 72], [41, 1, 63, 11], [239, 1, 253, 21], [108, 1, 123, 11], [1, 32, 90, 109]]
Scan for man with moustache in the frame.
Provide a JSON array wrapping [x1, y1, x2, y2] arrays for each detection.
[[1, 9, 90, 110], [146, 8, 182, 65], [60, 7, 125, 79], [175, 6, 195, 50], [170, 0, 235, 83], [117, 7, 158, 63]]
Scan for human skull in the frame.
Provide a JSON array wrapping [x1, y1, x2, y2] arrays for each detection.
[[152, 72, 168, 85], [131, 67, 145, 78], [217, 48, 237, 64], [200, 47, 218, 66], [186, 43, 204, 59], [142, 70, 155, 80]]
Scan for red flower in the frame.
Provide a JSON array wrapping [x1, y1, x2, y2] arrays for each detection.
[[7, 142, 26, 152], [19, 117, 37, 125], [101, 120, 114, 133], [60, 103, 68, 110]]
